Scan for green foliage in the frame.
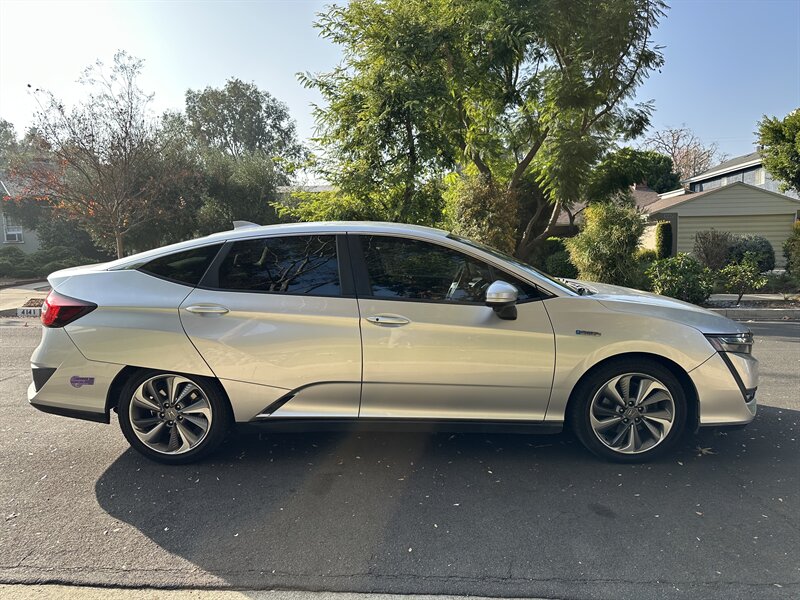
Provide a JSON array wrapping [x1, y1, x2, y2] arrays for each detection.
[[758, 108, 800, 194], [783, 221, 800, 275], [446, 176, 518, 254], [636, 248, 659, 263], [729, 234, 775, 272], [647, 254, 713, 305], [307, 0, 666, 255], [0, 245, 96, 279], [654, 220, 672, 259], [544, 250, 578, 279], [587, 148, 681, 200], [185, 78, 306, 182], [763, 272, 799, 299], [719, 252, 768, 304], [565, 202, 645, 286], [693, 229, 734, 270]]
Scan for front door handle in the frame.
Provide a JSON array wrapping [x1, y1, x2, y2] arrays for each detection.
[[366, 315, 410, 326], [184, 304, 230, 316]]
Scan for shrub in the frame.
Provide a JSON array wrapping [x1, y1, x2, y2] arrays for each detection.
[[783, 221, 800, 274], [527, 237, 568, 270], [41, 260, 80, 275], [447, 175, 518, 255], [544, 250, 578, 278], [0, 259, 15, 278], [729, 234, 775, 272], [0, 246, 26, 261], [636, 248, 659, 263], [565, 202, 645, 286], [719, 252, 768, 304], [763, 272, 800, 300], [646, 253, 713, 305], [693, 229, 734, 270], [654, 221, 672, 259]]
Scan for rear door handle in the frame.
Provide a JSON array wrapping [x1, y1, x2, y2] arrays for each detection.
[[366, 315, 410, 326], [184, 304, 229, 315]]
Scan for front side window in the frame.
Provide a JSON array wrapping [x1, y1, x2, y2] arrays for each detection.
[[359, 235, 539, 303], [139, 244, 223, 286], [217, 235, 341, 296]]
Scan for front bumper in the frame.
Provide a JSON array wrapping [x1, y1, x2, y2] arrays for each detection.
[[690, 351, 758, 427]]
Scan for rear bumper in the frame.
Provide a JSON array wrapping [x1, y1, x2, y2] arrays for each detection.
[[690, 352, 758, 427], [28, 328, 122, 424], [29, 386, 110, 423]]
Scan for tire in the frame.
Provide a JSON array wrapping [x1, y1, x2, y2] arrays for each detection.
[[569, 358, 687, 463], [118, 370, 231, 465]]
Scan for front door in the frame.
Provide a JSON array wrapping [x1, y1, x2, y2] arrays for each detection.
[[352, 234, 555, 421]]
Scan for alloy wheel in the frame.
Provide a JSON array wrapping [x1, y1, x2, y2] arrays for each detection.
[[589, 373, 676, 455], [129, 374, 213, 455]]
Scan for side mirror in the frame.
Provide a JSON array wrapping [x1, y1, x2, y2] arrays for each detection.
[[485, 280, 519, 320]]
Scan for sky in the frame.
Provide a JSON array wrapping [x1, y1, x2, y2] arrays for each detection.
[[1, 0, 798, 162]]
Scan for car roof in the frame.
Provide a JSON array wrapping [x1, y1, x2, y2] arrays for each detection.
[[207, 220, 450, 242]]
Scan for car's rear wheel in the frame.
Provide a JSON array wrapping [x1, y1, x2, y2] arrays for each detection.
[[570, 359, 687, 463], [118, 371, 231, 464]]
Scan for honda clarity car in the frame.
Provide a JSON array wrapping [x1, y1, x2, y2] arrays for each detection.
[[28, 221, 757, 464]]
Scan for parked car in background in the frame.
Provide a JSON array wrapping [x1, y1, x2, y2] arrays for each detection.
[[28, 222, 757, 463]]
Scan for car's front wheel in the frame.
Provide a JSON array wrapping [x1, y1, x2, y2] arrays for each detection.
[[118, 371, 231, 464], [570, 359, 688, 463]]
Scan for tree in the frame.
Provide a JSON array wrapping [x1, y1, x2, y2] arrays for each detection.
[[12, 52, 168, 258], [586, 148, 681, 200], [306, 0, 666, 257], [758, 108, 800, 194], [719, 252, 768, 304], [565, 202, 645, 286], [642, 126, 725, 181], [0, 119, 17, 172], [185, 78, 306, 182]]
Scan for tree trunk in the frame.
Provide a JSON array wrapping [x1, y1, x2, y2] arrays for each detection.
[[115, 230, 125, 259]]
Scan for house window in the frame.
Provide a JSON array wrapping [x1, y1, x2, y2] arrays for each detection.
[[755, 168, 765, 185], [2, 214, 23, 243]]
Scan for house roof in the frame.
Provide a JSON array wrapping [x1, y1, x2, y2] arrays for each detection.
[[645, 181, 800, 214], [682, 151, 762, 184], [555, 184, 662, 225]]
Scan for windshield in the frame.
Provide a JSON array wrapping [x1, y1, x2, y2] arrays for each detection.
[[447, 234, 578, 296]]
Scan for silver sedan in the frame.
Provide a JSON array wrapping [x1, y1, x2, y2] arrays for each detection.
[[28, 221, 757, 464]]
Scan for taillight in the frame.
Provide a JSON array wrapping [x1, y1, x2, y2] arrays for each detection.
[[41, 291, 97, 328]]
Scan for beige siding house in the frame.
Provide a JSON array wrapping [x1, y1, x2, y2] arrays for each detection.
[[644, 182, 800, 267]]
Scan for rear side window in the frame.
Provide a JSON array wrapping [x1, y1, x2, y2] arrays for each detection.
[[216, 235, 341, 296], [139, 244, 223, 286]]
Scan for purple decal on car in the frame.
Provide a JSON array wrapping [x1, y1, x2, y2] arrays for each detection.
[[69, 376, 95, 388]]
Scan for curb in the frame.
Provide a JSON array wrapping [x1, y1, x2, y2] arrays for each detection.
[[709, 308, 800, 321]]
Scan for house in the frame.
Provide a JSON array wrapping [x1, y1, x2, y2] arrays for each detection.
[[639, 151, 800, 267], [682, 151, 798, 199], [0, 178, 40, 254]]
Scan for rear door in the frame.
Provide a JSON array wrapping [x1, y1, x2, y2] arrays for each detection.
[[351, 234, 556, 421], [179, 233, 362, 417]]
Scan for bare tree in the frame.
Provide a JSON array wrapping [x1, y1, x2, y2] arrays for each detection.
[[642, 126, 726, 182], [15, 51, 165, 258]]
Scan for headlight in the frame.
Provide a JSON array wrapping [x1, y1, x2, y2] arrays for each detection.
[[705, 332, 753, 354]]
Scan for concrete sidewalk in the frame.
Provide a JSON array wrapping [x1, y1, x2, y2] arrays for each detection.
[[0, 281, 50, 313]]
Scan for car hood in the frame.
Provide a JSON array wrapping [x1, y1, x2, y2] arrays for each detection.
[[563, 279, 749, 335]]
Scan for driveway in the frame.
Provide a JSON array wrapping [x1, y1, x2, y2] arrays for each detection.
[[0, 321, 798, 599]]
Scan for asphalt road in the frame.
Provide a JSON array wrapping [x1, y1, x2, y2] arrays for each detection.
[[0, 321, 798, 600]]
